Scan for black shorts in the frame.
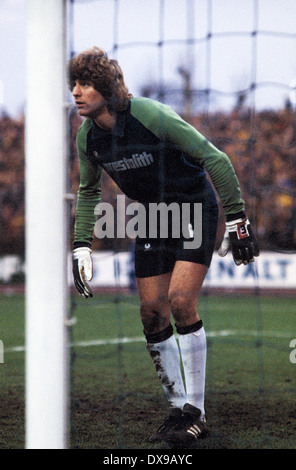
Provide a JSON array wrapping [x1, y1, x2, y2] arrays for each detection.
[[134, 198, 218, 278]]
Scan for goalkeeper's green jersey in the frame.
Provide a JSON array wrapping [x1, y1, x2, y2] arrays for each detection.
[[74, 97, 245, 247]]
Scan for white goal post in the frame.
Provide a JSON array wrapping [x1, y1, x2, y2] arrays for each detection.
[[25, 0, 69, 449]]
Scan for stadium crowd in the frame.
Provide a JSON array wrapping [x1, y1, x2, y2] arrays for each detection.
[[0, 113, 25, 256], [0, 103, 295, 257]]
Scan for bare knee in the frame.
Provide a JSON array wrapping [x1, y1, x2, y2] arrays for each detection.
[[140, 299, 170, 335], [169, 291, 199, 327]]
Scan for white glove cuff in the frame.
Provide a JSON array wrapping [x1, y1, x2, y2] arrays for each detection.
[[225, 218, 249, 231], [73, 247, 92, 255]]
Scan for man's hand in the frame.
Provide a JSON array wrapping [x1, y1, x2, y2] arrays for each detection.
[[218, 218, 260, 266], [72, 247, 93, 298]]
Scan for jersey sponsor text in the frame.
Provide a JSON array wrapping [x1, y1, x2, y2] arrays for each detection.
[[103, 152, 153, 172]]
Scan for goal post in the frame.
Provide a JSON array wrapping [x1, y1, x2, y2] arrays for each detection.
[[25, 0, 69, 449]]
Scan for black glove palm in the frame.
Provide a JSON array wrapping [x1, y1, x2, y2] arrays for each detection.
[[72, 247, 93, 298], [218, 218, 260, 266]]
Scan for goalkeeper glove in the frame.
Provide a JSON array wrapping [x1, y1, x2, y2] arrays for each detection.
[[72, 247, 93, 298], [218, 217, 259, 266]]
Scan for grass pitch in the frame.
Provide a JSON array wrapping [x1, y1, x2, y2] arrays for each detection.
[[0, 292, 295, 449]]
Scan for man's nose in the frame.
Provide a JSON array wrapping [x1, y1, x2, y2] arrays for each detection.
[[72, 83, 81, 97]]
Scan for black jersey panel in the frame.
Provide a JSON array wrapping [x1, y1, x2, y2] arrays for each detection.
[[85, 110, 210, 203]]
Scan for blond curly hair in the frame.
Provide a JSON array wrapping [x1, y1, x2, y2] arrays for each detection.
[[68, 47, 133, 112]]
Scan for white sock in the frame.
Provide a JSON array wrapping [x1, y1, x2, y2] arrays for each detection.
[[178, 326, 207, 419], [146, 333, 186, 409]]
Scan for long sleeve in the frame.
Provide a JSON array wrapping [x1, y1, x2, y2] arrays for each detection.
[[74, 119, 102, 247], [130, 98, 245, 218]]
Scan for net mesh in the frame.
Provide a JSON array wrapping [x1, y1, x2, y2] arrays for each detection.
[[66, 0, 296, 449]]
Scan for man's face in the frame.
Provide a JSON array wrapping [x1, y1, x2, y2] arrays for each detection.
[[72, 80, 107, 119]]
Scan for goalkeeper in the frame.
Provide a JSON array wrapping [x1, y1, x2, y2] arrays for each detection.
[[69, 47, 259, 448]]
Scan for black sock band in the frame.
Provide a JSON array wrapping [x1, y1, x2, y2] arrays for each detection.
[[176, 319, 203, 335], [145, 324, 174, 344]]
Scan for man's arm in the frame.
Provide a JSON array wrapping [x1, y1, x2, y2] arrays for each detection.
[[72, 119, 102, 297], [74, 119, 102, 248], [130, 97, 245, 220], [131, 98, 259, 265]]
